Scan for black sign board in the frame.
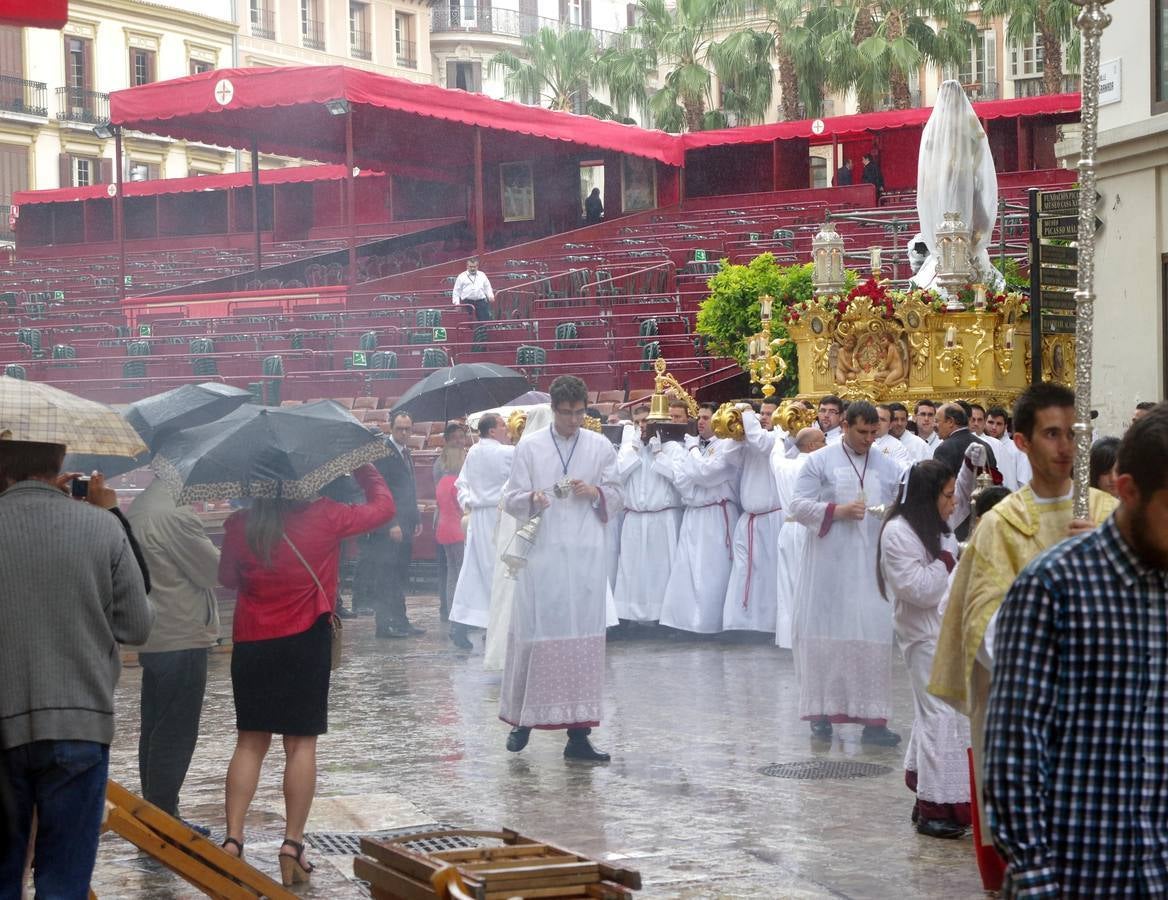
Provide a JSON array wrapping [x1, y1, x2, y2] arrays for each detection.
[[1034, 243, 1077, 266], [1038, 216, 1080, 239], [1040, 290, 1077, 312], [1039, 266, 1078, 288], [1036, 190, 1078, 215], [1041, 315, 1077, 335]]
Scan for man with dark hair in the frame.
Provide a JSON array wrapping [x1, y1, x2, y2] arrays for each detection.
[[861, 152, 884, 195], [0, 442, 153, 896], [873, 404, 910, 468], [790, 401, 902, 744], [448, 412, 514, 649], [500, 376, 622, 761], [358, 412, 423, 638], [930, 382, 1117, 892], [817, 395, 844, 444], [933, 403, 999, 538], [984, 402, 1168, 897], [915, 399, 940, 448], [889, 401, 929, 461], [1132, 400, 1157, 426], [631, 405, 650, 428], [984, 404, 1029, 490], [451, 256, 494, 321]]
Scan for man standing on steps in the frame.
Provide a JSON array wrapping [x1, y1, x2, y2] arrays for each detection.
[[448, 413, 513, 650], [363, 412, 424, 639], [790, 401, 902, 745], [451, 256, 494, 321], [500, 376, 622, 762]]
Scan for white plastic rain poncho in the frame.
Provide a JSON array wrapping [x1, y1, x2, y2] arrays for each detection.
[[911, 80, 1004, 295]]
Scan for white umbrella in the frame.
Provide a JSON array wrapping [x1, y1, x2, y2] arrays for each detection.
[[0, 376, 148, 458]]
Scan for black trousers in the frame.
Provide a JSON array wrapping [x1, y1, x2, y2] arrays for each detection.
[[138, 648, 209, 816], [436, 544, 449, 621], [471, 298, 491, 321], [355, 532, 413, 629]]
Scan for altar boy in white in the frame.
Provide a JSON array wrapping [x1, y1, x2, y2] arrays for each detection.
[[658, 403, 742, 634], [448, 412, 513, 648], [790, 400, 902, 745], [499, 376, 622, 762], [722, 402, 783, 633]]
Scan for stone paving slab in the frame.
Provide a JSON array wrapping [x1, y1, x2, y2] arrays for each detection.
[[82, 596, 989, 899]]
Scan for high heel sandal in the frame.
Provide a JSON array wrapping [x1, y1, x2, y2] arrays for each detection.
[[221, 836, 244, 860], [278, 838, 315, 886]]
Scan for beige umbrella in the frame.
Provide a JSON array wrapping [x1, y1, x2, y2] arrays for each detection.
[[0, 376, 149, 457]]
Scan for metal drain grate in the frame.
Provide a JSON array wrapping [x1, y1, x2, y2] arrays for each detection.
[[759, 759, 893, 780], [305, 823, 485, 856]]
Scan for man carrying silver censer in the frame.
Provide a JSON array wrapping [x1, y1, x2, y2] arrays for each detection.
[[498, 375, 623, 762]]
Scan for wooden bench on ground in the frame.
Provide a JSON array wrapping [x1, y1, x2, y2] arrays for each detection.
[[354, 827, 642, 899]]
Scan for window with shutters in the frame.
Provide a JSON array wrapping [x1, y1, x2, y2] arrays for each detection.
[[1009, 27, 1043, 78], [189, 58, 213, 76], [395, 13, 416, 68], [65, 37, 91, 91], [0, 144, 28, 240], [567, 0, 582, 25], [351, 2, 371, 59], [301, 0, 325, 50], [129, 48, 155, 86], [72, 157, 91, 187]]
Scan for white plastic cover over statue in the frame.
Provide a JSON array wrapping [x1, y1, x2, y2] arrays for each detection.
[[481, 405, 619, 671], [911, 79, 1005, 294]]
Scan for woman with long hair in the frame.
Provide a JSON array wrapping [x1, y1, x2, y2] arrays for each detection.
[[217, 463, 393, 883], [876, 459, 971, 839], [1089, 436, 1120, 498], [434, 445, 468, 647]]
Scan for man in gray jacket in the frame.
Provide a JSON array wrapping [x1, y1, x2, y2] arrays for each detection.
[[0, 440, 153, 898], [127, 478, 220, 823]]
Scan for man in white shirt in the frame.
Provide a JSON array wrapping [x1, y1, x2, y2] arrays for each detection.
[[816, 395, 844, 444], [873, 404, 910, 470], [888, 401, 930, 462], [451, 256, 494, 321], [985, 404, 1031, 490], [915, 398, 940, 448]]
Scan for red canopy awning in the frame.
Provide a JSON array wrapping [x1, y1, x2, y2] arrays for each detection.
[[0, 0, 67, 28], [109, 66, 684, 168], [682, 93, 1082, 149], [12, 164, 375, 207]]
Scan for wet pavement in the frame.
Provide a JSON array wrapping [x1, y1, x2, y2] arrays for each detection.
[[90, 595, 989, 899]]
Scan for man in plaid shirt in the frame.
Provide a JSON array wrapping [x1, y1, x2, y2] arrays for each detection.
[[985, 403, 1168, 898]]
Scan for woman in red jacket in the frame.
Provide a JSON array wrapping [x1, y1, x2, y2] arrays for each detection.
[[217, 463, 393, 884]]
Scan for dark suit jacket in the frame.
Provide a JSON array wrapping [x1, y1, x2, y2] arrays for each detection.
[[932, 428, 997, 479], [373, 437, 419, 533], [862, 161, 883, 193]]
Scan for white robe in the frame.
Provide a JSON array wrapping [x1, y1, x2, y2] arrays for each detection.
[[771, 452, 810, 649], [790, 441, 900, 722], [613, 430, 683, 623], [499, 425, 621, 729], [988, 431, 1030, 490], [873, 433, 911, 470], [880, 518, 970, 808], [658, 438, 742, 634], [449, 437, 514, 629], [722, 412, 781, 633], [897, 430, 931, 462]]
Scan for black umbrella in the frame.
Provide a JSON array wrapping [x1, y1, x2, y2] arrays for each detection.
[[150, 400, 388, 504], [64, 382, 253, 478], [392, 363, 530, 422]]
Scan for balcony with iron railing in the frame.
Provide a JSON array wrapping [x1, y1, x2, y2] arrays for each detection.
[[352, 29, 372, 60], [251, 7, 275, 40], [0, 76, 48, 118], [56, 87, 109, 125], [302, 18, 326, 51], [395, 39, 417, 69], [962, 80, 999, 101], [431, 5, 620, 50]]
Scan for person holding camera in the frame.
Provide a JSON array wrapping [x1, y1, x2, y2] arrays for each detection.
[[0, 441, 153, 898]]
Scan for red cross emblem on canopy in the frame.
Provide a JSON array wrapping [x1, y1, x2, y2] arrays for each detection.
[[213, 78, 234, 107]]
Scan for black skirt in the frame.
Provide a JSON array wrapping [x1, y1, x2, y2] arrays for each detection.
[[232, 613, 332, 736]]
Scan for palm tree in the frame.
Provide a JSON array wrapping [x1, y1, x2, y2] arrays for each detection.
[[821, 0, 974, 113], [981, 0, 1080, 95], [489, 28, 600, 112], [603, 0, 772, 132], [761, 0, 840, 120]]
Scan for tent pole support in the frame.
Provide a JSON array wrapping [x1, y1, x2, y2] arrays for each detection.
[[473, 126, 484, 257], [250, 141, 262, 275], [115, 127, 126, 303], [346, 109, 357, 291]]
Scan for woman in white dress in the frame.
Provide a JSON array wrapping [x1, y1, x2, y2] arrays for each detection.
[[877, 459, 971, 839]]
